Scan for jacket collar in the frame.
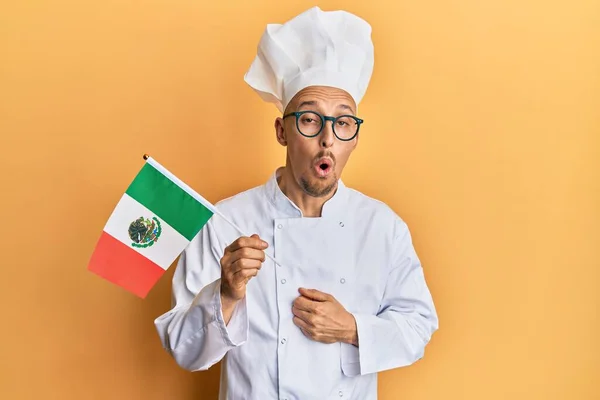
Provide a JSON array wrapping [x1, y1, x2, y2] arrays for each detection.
[[265, 167, 348, 219]]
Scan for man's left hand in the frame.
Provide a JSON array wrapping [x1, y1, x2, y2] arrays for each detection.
[[292, 288, 358, 346]]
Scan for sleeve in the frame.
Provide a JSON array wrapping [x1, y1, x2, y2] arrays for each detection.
[[341, 218, 438, 376], [153, 218, 249, 372]]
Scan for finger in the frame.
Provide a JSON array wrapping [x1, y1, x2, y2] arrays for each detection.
[[230, 258, 262, 273], [298, 287, 331, 302], [232, 268, 259, 283], [225, 235, 268, 253], [228, 247, 266, 266], [292, 306, 315, 326], [293, 296, 316, 313], [293, 316, 314, 336], [230, 258, 263, 275], [243, 271, 258, 284], [299, 327, 313, 340]]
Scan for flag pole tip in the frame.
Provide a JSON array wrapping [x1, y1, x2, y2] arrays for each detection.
[[143, 153, 149, 160]]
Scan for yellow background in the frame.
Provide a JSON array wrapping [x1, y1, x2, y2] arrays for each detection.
[[1, 1, 598, 399]]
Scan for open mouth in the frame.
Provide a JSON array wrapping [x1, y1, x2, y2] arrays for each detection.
[[314, 158, 333, 177]]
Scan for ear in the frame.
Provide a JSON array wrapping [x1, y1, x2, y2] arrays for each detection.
[[351, 132, 359, 150], [275, 117, 287, 146]]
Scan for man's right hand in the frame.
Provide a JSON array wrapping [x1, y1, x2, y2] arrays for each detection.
[[220, 234, 268, 323]]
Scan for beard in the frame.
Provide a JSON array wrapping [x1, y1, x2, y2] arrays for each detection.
[[299, 172, 338, 197]]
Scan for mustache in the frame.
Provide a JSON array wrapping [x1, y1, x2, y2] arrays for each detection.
[[313, 151, 336, 164]]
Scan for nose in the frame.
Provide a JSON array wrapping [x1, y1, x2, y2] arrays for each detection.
[[320, 120, 335, 148]]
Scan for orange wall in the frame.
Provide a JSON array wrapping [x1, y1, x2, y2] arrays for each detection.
[[1, 1, 599, 399]]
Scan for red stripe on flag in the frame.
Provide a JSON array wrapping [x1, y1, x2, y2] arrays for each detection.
[[88, 231, 165, 298]]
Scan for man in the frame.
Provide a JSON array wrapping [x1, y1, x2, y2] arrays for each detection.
[[154, 6, 438, 399]]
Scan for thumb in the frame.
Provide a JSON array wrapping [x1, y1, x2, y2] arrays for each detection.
[[299, 287, 330, 302], [250, 233, 268, 248]]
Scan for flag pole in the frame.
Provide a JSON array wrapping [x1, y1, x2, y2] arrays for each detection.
[[213, 209, 283, 267], [142, 153, 283, 268]]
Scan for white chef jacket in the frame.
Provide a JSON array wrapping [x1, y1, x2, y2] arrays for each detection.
[[154, 168, 438, 400]]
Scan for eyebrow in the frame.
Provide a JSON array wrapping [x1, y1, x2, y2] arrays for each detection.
[[297, 100, 317, 109], [337, 104, 355, 114], [297, 101, 355, 114]]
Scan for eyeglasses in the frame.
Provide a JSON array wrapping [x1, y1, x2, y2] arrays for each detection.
[[283, 111, 363, 141]]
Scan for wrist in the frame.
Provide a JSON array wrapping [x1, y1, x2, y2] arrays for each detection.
[[342, 312, 359, 346], [220, 291, 239, 310], [345, 330, 359, 346], [219, 286, 240, 326]]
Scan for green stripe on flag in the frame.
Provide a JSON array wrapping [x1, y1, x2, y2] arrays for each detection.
[[126, 163, 214, 241]]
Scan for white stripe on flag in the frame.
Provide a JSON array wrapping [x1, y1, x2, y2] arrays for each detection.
[[103, 193, 189, 270]]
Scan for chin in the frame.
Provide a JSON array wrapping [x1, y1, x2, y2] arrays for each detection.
[[300, 175, 337, 198]]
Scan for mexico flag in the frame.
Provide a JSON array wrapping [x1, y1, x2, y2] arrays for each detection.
[[88, 155, 216, 298]]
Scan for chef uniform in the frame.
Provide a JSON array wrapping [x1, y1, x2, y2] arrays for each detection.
[[154, 6, 438, 400]]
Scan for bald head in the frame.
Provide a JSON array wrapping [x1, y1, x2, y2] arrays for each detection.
[[284, 86, 357, 116]]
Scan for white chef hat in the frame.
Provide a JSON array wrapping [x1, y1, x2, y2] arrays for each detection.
[[244, 6, 374, 113]]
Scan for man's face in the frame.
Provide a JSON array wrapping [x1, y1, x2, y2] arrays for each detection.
[[275, 86, 359, 198]]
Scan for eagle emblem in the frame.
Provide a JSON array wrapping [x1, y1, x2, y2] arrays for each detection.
[[128, 216, 162, 248]]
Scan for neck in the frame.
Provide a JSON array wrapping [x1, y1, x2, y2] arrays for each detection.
[[277, 166, 337, 217]]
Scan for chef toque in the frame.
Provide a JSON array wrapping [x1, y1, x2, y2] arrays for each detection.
[[244, 6, 374, 113]]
